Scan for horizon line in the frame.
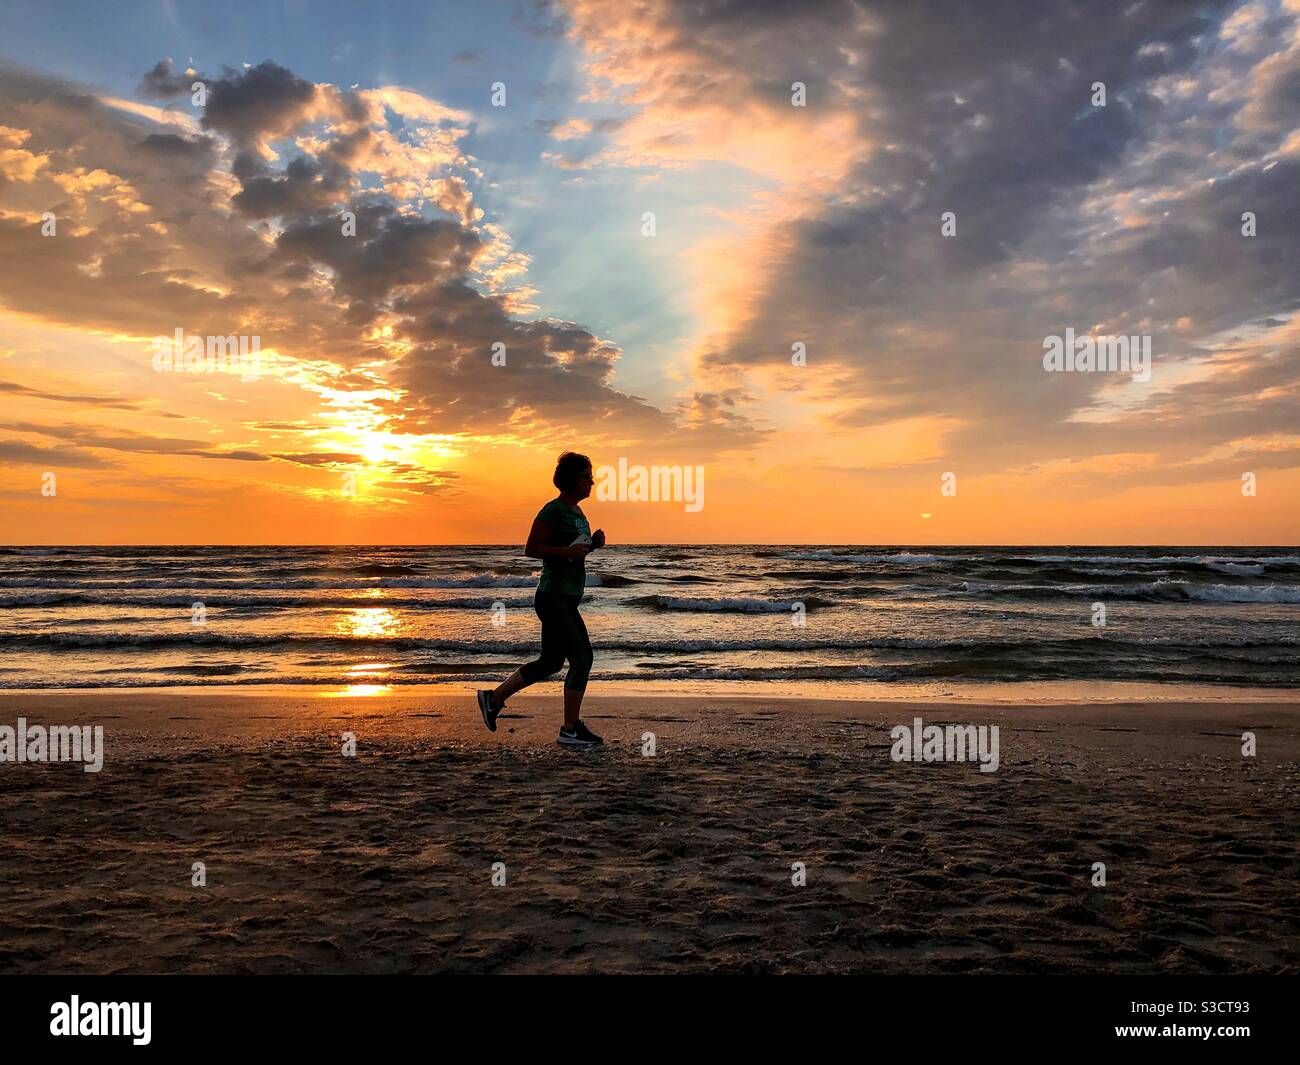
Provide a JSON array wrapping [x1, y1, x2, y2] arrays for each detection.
[[3, 543, 1298, 550]]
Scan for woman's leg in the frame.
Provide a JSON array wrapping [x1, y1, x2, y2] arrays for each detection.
[[492, 593, 564, 709], [562, 687, 584, 729], [561, 597, 593, 728], [489, 667, 528, 710]]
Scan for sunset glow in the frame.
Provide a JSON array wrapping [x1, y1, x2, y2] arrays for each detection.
[[0, 0, 1296, 545]]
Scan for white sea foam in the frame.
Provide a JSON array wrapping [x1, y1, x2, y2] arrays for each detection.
[[0, 573, 539, 590], [779, 551, 941, 564], [956, 579, 1300, 603], [1179, 583, 1300, 604], [1203, 560, 1266, 576], [636, 595, 813, 613]]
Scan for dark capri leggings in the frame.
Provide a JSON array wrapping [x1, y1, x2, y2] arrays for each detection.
[[519, 591, 593, 692]]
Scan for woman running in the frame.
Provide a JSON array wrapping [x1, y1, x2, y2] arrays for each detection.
[[477, 451, 606, 747]]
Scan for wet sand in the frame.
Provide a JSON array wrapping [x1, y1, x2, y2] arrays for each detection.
[[1, 689, 1297, 974]]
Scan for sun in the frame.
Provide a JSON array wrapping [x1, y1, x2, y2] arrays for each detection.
[[359, 434, 390, 464]]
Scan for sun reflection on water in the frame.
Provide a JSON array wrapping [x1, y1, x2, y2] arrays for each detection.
[[323, 683, 393, 698], [337, 607, 400, 639], [347, 661, 395, 675], [323, 609, 403, 695]]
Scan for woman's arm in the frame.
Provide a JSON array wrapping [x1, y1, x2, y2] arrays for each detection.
[[525, 519, 589, 561]]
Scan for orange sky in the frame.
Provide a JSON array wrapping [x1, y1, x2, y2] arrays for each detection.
[[1, 1, 1297, 545]]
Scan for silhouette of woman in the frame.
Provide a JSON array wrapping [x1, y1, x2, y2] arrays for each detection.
[[477, 451, 606, 746]]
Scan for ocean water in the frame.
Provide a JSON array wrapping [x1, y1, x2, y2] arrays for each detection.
[[0, 545, 1296, 692]]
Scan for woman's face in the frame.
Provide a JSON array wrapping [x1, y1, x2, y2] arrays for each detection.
[[574, 465, 594, 500]]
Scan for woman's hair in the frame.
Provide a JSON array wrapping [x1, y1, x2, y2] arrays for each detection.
[[553, 451, 593, 492]]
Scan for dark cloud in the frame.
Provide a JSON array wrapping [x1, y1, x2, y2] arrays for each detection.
[[138, 131, 218, 162], [138, 58, 191, 99], [271, 452, 364, 467], [0, 438, 109, 467], [0, 379, 183, 415], [273, 209, 482, 315], [198, 60, 321, 149], [230, 150, 353, 218], [592, 0, 1298, 474], [0, 422, 271, 461]]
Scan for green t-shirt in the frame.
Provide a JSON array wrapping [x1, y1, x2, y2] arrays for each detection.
[[534, 498, 591, 597]]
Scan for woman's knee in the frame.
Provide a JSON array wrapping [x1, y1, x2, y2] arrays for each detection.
[[565, 649, 593, 687], [522, 654, 564, 681]]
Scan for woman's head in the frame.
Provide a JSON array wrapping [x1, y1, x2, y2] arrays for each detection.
[[553, 451, 594, 499]]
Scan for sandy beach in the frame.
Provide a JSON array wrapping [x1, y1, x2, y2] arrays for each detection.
[[1, 688, 1297, 975]]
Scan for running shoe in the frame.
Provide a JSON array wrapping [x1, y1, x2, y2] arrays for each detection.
[[476, 690, 499, 732], [557, 719, 603, 747]]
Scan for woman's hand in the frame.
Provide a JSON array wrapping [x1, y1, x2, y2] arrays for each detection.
[[591, 529, 606, 549]]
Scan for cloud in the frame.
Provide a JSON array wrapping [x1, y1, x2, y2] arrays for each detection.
[[270, 451, 460, 498], [271, 451, 364, 467], [145, 59, 323, 152], [7, 3, 1294, 530], [0, 58, 755, 464], [0, 421, 271, 461], [563, 0, 1300, 479], [0, 379, 183, 415], [371, 460, 460, 497], [0, 438, 108, 467], [0, 123, 49, 184], [535, 117, 592, 140]]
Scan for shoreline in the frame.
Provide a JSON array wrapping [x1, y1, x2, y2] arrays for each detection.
[[5, 686, 1299, 759], [4, 677, 1300, 704]]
